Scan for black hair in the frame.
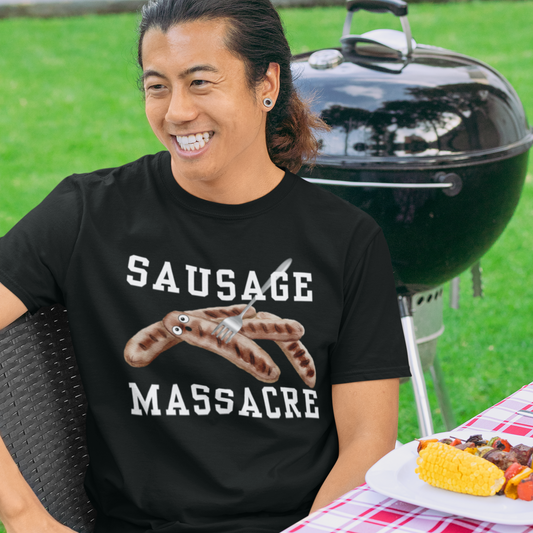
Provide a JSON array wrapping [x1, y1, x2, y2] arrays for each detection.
[[137, 0, 327, 172]]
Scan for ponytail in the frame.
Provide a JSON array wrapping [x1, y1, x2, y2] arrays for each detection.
[[267, 92, 329, 173]]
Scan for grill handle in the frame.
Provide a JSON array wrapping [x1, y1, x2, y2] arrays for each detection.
[[345, 0, 408, 17], [304, 172, 463, 196], [343, 0, 413, 57]]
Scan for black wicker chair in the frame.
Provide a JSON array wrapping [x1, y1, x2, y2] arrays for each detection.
[[0, 305, 96, 532]]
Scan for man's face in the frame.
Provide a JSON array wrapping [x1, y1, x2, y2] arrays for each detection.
[[142, 20, 268, 188]]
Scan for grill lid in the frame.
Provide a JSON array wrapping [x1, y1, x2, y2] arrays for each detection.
[[292, 0, 533, 170]]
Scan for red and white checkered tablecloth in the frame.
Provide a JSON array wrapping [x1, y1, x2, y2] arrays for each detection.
[[282, 383, 533, 533]]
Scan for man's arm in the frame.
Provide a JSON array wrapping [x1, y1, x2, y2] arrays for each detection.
[[0, 283, 28, 331], [310, 378, 399, 513], [0, 283, 76, 531]]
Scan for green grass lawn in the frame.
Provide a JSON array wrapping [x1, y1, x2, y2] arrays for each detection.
[[0, 2, 532, 525]]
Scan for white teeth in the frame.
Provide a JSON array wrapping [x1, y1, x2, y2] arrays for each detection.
[[175, 132, 212, 152]]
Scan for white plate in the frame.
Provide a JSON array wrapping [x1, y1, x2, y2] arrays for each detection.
[[365, 430, 533, 525]]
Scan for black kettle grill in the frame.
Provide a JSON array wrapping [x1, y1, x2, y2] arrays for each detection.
[[291, 0, 533, 436]]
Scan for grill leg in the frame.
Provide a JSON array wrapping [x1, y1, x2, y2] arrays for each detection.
[[399, 295, 434, 437], [429, 357, 456, 430], [450, 277, 460, 309]]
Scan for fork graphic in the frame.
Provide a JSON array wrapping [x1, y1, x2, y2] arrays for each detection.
[[211, 258, 293, 343]]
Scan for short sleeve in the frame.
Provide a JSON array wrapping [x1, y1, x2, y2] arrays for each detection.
[[329, 229, 410, 384], [0, 178, 82, 313]]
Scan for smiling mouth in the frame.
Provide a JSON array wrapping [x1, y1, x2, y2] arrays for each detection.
[[174, 131, 214, 152]]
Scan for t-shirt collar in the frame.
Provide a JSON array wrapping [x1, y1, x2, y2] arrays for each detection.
[[157, 151, 297, 219]]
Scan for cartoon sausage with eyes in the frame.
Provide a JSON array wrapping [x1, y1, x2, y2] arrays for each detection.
[[124, 305, 314, 386], [124, 308, 281, 383], [163, 312, 280, 383], [124, 304, 257, 368]]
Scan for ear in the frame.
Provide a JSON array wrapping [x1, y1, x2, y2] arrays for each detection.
[[260, 62, 281, 109]]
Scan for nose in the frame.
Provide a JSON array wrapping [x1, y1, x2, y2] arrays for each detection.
[[165, 88, 198, 124]]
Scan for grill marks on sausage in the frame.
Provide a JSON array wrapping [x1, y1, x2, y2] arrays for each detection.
[[138, 326, 172, 352], [249, 311, 316, 388], [124, 321, 181, 367], [279, 340, 316, 388], [241, 319, 303, 341], [161, 311, 280, 383], [191, 305, 256, 321], [127, 307, 315, 385], [286, 343, 309, 366]]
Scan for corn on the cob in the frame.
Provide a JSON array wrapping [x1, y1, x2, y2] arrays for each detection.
[[416, 442, 505, 496]]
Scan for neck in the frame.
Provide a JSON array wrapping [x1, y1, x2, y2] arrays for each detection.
[[170, 152, 285, 205]]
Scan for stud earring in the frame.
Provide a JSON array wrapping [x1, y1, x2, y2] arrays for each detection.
[[263, 98, 273, 108]]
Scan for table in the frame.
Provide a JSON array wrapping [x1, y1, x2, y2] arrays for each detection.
[[282, 382, 533, 533]]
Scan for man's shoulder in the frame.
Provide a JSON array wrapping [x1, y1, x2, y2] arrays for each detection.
[[289, 171, 381, 232], [66, 151, 168, 188]]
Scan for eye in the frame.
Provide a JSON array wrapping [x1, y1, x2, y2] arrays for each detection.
[[191, 79, 210, 87], [172, 326, 183, 336], [147, 84, 165, 91], [178, 315, 190, 323]]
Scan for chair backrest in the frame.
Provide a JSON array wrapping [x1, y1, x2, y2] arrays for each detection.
[[0, 305, 96, 532]]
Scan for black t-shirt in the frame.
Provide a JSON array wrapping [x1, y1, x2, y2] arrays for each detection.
[[0, 151, 410, 533]]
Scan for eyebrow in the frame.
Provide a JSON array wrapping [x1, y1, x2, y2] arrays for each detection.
[[142, 64, 219, 81]]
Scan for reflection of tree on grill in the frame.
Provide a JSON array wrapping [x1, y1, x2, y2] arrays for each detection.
[[318, 83, 512, 156], [319, 105, 371, 155]]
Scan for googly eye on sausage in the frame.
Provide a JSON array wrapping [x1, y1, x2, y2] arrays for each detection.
[[163, 311, 281, 383]]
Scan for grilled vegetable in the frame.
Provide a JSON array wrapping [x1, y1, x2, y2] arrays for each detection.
[[504, 467, 533, 499], [475, 446, 494, 458], [416, 442, 505, 496], [517, 475, 533, 501], [491, 437, 512, 452], [504, 462, 526, 480], [417, 438, 438, 453]]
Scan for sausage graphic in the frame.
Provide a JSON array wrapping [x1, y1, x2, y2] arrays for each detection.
[[162, 311, 280, 383], [124, 304, 256, 368], [238, 318, 304, 341], [124, 305, 313, 386], [188, 305, 257, 322], [253, 312, 316, 388], [124, 321, 180, 368]]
